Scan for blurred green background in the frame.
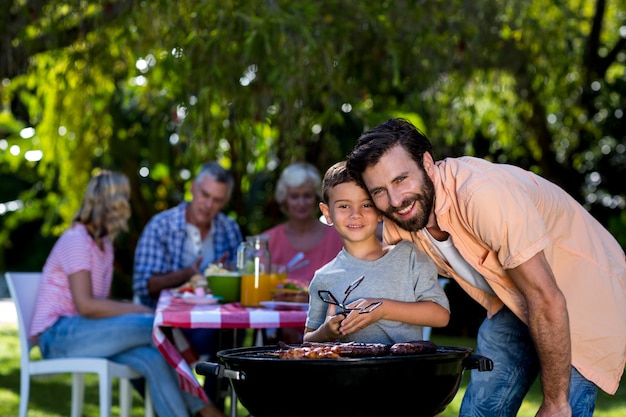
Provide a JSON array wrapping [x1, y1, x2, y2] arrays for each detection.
[[1, 1, 625, 337]]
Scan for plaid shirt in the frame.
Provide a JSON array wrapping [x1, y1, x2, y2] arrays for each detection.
[[133, 202, 243, 308]]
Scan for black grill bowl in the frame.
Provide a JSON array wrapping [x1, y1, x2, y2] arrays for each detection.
[[196, 345, 493, 417]]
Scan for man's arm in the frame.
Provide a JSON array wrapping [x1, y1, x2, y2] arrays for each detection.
[[133, 217, 194, 302], [508, 251, 572, 417], [134, 223, 200, 298], [147, 264, 199, 296]]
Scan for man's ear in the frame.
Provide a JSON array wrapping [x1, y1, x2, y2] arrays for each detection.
[[421, 152, 436, 176]]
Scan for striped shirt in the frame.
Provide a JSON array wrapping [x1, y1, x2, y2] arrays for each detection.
[[30, 224, 113, 338], [132, 201, 243, 308]]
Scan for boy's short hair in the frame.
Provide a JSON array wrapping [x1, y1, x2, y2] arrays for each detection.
[[322, 160, 356, 203]]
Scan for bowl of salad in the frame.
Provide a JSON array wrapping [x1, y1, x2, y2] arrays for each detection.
[[205, 263, 242, 303]]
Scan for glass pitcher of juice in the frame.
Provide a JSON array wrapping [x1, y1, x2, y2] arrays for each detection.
[[237, 234, 272, 307]]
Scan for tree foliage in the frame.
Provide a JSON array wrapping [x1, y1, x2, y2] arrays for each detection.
[[1, 0, 625, 278]]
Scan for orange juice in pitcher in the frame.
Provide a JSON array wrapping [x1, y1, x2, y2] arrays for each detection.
[[237, 235, 273, 307], [240, 272, 273, 307]]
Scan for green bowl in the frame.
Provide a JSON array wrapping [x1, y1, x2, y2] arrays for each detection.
[[207, 272, 242, 303]]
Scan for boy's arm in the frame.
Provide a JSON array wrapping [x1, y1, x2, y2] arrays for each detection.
[[338, 299, 450, 336]]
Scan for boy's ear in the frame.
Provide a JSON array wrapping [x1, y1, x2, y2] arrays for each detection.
[[319, 202, 333, 226]]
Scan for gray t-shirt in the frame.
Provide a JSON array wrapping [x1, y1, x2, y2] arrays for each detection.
[[306, 240, 450, 343]]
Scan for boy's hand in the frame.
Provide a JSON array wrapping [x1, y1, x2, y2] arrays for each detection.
[[338, 298, 383, 335], [321, 303, 344, 339]]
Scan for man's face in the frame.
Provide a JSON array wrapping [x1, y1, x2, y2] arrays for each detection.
[[361, 145, 435, 232], [188, 175, 230, 228]]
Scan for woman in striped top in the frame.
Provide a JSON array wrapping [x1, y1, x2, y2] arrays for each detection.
[[29, 170, 224, 417]]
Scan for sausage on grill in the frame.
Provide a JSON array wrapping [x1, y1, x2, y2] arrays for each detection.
[[390, 340, 437, 355], [276, 340, 436, 359]]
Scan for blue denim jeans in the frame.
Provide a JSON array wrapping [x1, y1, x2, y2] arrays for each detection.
[[38, 313, 207, 417], [459, 307, 597, 417]]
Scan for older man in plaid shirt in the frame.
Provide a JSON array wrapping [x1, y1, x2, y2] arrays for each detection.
[[133, 161, 242, 412]]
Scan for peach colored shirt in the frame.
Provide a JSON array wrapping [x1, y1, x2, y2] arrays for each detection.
[[384, 156, 626, 394]]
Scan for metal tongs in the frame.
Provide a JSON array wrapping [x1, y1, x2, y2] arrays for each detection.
[[318, 275, 382, 317]]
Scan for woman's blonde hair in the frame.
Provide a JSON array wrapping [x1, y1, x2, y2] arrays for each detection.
[[73, 170, 131, 242]]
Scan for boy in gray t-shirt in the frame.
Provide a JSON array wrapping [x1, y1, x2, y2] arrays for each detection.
[[304, 161, 450, 344]]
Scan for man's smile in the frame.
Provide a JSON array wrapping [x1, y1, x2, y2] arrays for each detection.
[[396, 200, 415, 216]]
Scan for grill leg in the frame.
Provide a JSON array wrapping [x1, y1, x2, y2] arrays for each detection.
[[229, 381, 238, 417]]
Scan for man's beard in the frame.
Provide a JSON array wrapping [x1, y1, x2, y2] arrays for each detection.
[[383, 175, 435, 232]]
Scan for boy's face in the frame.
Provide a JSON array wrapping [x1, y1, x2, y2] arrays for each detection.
[[319, 181, 382, 244]]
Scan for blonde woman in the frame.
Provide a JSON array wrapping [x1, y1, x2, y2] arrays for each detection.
[[30, 171, 224, 417]]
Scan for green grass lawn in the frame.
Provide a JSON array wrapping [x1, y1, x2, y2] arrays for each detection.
[[0, 324, 151, 417], [1, 325, 625, 416]]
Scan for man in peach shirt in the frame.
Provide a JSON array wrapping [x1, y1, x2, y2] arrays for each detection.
[[347, 118, 626, 417]]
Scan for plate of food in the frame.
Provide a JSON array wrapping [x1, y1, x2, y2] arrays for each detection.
[[272, 280, 310, 304], [174, 292, 222, 305], [260, 301, 309, 311], [173, 282, 221, 305]]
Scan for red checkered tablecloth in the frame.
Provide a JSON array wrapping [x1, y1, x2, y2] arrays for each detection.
[[152, 290, 307, 402]]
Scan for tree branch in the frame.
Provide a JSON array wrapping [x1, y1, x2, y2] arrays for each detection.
[[597, 36, 626, 76], [0, 0, 134, 80], [583, 0, 606, 78]]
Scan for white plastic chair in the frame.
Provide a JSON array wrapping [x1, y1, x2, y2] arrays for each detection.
[[5, 272, 154, 417]]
